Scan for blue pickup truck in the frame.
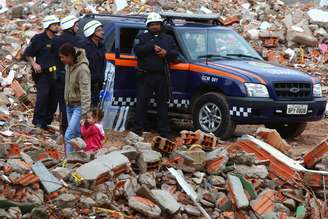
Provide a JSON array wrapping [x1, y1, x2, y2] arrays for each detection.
[[81, 13, 326, 139]]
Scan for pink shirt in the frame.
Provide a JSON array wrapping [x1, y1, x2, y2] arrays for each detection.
[[80, 123, 104, 152]]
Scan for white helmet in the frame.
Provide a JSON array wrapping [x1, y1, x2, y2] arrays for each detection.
[[83, 20, 102, 38], [146, 12, 163, 26], [42, 15, 60, 29], [61, 15, 79, 30]]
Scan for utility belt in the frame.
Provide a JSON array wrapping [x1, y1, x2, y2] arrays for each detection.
[[43, 66, 57, 74]]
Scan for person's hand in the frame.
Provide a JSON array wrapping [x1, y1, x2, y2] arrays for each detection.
[[32, 63, 42, 73], [80, 116, 86, 126], [157, 48, 167, 58], [154, 45, 161, 53]]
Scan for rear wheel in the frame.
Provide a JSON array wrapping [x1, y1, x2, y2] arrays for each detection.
[[192, 92, 235, 139], [265, 122, 307, 139]]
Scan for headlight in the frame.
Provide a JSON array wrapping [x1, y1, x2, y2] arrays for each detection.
[[313, 83, 322, 97], [245, 83, 269, 97]]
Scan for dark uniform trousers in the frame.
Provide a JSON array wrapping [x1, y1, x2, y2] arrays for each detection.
[[33, 72, 57, 127], [136, 72, 170, 134]]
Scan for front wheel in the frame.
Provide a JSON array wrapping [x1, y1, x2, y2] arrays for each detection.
[[265, 122, 307, 139], [192, 92, 235, 139]]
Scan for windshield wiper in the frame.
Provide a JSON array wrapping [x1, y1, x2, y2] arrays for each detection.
[[197, 54, 234, 60], [226, 53, 262, 60]]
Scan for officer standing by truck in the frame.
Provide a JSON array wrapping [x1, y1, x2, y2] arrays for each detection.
[[82, 20, 105, 107], [52, 15, 81, 135], [133, 12, 178, 138], [24, 15, 60, 129]]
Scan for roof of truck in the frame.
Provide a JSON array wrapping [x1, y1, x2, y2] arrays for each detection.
[[81, 13, 233, 30]]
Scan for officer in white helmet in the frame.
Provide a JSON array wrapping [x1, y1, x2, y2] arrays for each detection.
[[52, 15, 81, 135], [133, 12, 178, 138], [81, 20, 105, 107], [24, 15, 60, 130]]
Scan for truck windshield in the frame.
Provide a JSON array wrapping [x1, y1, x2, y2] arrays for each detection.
[[177, 29, 263, 61]]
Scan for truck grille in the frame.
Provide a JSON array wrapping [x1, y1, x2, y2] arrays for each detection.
[[273, 82, 312, 98]]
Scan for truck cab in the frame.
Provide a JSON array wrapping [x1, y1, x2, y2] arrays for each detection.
[[80, 13, 326, 139]]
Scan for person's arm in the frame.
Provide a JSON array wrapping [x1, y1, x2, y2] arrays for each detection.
[[79, 64, 91, 116], [133, 34, 155, 57], [24, 36, 42, 73], [163, 36, 179, 61]]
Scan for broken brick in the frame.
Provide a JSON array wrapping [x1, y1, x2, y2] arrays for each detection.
[[303, 137, 328, 168], [256, 127, 291, 155], [250, 189, 275, 216], [152, 136, 177, 153], [220, 16, 240, 26]]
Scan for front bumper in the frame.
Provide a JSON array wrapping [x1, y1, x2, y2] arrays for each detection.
[[227, 96, 326, 124]]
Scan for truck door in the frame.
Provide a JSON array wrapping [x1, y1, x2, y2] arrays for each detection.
[[107, 26, 143, 107]]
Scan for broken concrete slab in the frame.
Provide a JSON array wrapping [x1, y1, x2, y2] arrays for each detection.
[[128, 196, 161, 218], [235, 165, 269, 179], [308, 9, 328, 24], [75, 151, 129, 182], [151, 189, 180, 214], [137, 150, 161, 173], [7, 159, 30, 174], [80, 195, 96, 208], [119, 145, 139, 160], [54, 193, 77, 208], [32, 161, 62, 194], [124, 132, 144, 145], [138, 172, 156, 189], [227, 174, 249, 209]]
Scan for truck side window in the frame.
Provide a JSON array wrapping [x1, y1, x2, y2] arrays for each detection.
[[120, 28, 142, 55], [105, 31, 115, 53]]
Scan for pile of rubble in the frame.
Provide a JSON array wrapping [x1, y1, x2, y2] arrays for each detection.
[[0, 127, 328, 218]]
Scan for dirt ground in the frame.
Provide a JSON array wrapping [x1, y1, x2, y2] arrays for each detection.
[[104, 118, 328, 159]]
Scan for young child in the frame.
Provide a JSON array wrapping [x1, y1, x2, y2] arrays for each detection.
[[80, 108, 105, 152]]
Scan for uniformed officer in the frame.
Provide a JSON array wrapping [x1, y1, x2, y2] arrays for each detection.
[[82, 20, 105, 107], [52, 15, 81, 135], [24, 15, 60, 129], [133, 12, 178, 138]]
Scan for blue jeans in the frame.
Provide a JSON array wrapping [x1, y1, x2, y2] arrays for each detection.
[[65, 106, 81, 155]]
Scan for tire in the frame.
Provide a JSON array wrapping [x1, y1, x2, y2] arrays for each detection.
[[192, 92, 235, 139], [265, 122, 307, 139]]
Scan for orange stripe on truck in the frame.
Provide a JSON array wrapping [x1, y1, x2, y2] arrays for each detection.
[[105, 53, 245, 82], [190, 64, 246, 83], [209, 62, 266, 84]]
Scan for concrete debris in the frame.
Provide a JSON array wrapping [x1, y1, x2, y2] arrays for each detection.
[[227, 174, 249, 209], [128, 196, 161, 218], [75, 151, 129, 182], [151, 189, 181, 214]]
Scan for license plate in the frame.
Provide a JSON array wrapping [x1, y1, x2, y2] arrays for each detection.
[[286, 104, 308, 115]]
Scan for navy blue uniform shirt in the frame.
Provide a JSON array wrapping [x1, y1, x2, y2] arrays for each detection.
[[81, 38, 105, 84], [24, 32, 56, 72], [134, 31, 178, 73]]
